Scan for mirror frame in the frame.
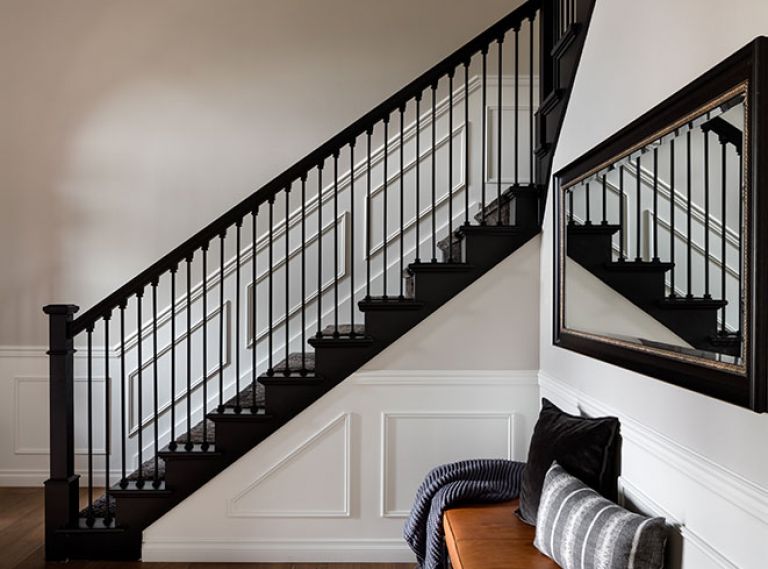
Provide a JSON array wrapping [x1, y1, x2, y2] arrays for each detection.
[[553, 37, 768, 412]]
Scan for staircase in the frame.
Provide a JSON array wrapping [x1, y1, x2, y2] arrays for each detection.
[[43, 0, 596, 560]]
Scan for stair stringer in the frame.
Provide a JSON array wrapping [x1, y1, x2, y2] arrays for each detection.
[[141, 239, 543, 563]]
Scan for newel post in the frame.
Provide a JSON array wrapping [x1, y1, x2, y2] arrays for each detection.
[[43, 304, 80, 561]]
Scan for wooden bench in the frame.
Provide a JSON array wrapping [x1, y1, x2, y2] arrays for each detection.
[[443, 498, 558, 569]]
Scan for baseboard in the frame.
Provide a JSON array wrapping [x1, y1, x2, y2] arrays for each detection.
[[141, 538, 413, 563]]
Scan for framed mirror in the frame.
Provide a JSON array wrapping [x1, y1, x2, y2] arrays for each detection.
[[553, 38, 768, 412]]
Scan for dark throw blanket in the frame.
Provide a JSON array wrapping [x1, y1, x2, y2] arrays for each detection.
[[404, 459, 526, 569]]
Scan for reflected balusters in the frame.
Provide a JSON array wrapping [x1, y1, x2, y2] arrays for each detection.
[[635, 156, 642, 261], [415, 95, 422, 260], [514, 25, 520, 188], [601, 174, 607, 225], [686, 128, 693, 298], [383, 115, 390, 294], [252, 208, 259, 393], [652, 147, 659, 262], [350, 144, 357, 330], [366, 131, 373, 297], [704, 128, 711, 299], [585, 182, 591, 225], [481, 46, 489, 223], [618, 166, 626, 261], [268, 198, 275, 368], [669, 139, 676, 296], [720, 139, 727, 333], [464, 61, 470, 226]]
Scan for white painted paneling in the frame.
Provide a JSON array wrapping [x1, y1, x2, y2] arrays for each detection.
[[381, 412, 514, 517]]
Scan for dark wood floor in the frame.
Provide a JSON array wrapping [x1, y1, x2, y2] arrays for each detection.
[[0, 488, 413, 569]]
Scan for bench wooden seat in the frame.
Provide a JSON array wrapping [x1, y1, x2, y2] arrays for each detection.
[[443, 498, 559, 569]]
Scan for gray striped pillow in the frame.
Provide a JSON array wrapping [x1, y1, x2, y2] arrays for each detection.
[[534, 462, 667, 569]]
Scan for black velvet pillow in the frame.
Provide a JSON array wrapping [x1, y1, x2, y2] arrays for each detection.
[[518, 398, 620, 526]]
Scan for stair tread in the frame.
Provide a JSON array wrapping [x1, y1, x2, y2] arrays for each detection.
[[272, 352, 316, 373], [358, 296, 425, 310], [319, 323, 366, 336], [567, 222, 622, 235], [658, 296, 728, 309], [603, 260, 674, 272], [407, 261, 475, 274]]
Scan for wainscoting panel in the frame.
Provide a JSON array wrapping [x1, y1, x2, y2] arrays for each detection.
[[381, 412, 515, 517], [142, 369, 540, 562]]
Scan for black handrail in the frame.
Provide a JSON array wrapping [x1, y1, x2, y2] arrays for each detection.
[[69, 0, 540, 336]]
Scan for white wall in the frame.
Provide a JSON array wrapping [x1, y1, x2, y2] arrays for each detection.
[[143, 238, 541, 562], [0, 0, 524, 346], [540, 1, 768, 568]]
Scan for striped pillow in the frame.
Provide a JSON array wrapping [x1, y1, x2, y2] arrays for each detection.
[[534, 463, 667, 569]]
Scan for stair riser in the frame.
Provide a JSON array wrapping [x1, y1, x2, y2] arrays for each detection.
[[462, 233, 533, 268], [363, 310, 430, 344], [514, 194, 540, 228], [412, 271, 478, 307], [213, 421, 281, 460], [313, 345, 380, 380], [596, 271, 667, 308], [112, 495, 176, 531], [567, 232, 615, 267], [51, 529, 141, 561], [649, 308, 720, 348], [163, 455, 228, 495], [265, 384, 329, 417]]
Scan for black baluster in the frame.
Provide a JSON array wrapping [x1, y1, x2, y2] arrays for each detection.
[[447, 72, 454, 260], [653, 147, 660, 262], [286, 186, 292, 358], [85, 325, 94, 525], [481, 46, 488, 223], [687, 129, 693, 298], [585, 182, 591, 225], [151, 279, 160, 486], [350, 144, 357, 328], [300, 176, 307, 368], [333, 153, 340, 336], [497, 34, 504, 221], [366, 132, 373, 297], [119, 302, 128, 489], [528, 14, 534, 184], [514, 25, 520, 187], [218, 232, 225, 412], [234, 222, 242, 407], [670, 138, 676, 296], [136, 290, 145, 488], [317, 162, 324, 336], [400, 105, 407, 293], [103, 313, 112, 524], [302, 173, 307, 368], [251, 208, 259, 398], [431, 82, 437, 262], [384, 114, 390, 294], [619, 166, 626, 261], [721, 140, 727, 332], [185, 255, 193, 446], [568, 189, 574, 225], [601, 174, 607, 225], [635, 156, 642, 261], [268, 198, 275, 368], [416, 95, 423, 258], [168, 266, 177, 451], [201, 243, 209, 446], [464, 61, 470, 227], [704, 129, 711, 298]]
